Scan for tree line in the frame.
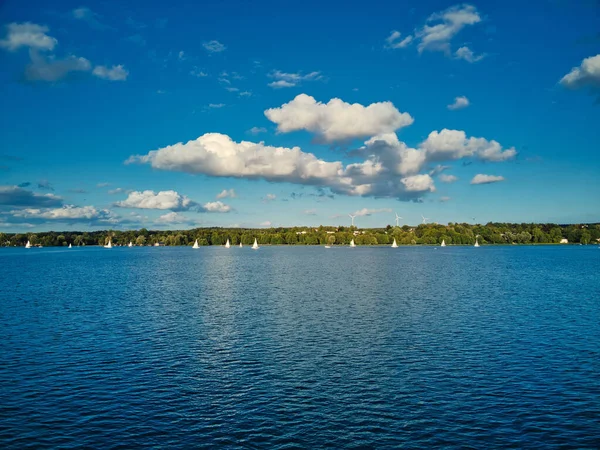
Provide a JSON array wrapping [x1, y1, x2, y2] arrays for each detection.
[[1, 222, 599, 247]]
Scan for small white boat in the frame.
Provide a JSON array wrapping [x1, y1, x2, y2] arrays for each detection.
[[349, 239, 356, 248], [239, 242, 243, 248], [325, 245, 331, 249], [252, 238, 259, 250], [128, 241, 133, 248], [68, 243, 72, 248], [391, 239, 398, 248], [193, 239, 199, 249], [25, 240, 31, 249], [225, 239, 230, 248], [441, 239, 446, 247], [104, 239, 112, 249], [474, 238, 480, 248]]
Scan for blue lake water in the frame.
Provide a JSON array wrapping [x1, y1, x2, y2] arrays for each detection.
[[1, 245, 599, 448]]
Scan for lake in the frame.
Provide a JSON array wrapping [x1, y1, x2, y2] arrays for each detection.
[[1, 245, 599, 448]]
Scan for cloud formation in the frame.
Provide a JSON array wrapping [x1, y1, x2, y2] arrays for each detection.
[[26, 51, 91, 82], [265, 94, 414, 143], [470, 174, 505, 185], [447, 96, 470, 110], [268, 70, 322, 88], [439, 174, 458, 183], [560, 54, 600, 90], [248, 126, 267, 135], [93, 64, 129, 81], [0, 185, 63, 207], [200, 201, 231, 213], [0, 22, 57, 51], [203, 40, 226, 53], [216, 189, 236, 199], [387, 4, 483, 62], [10, 205, 120, 224], [115, 190, 195, 211], [352, 208, 392, 217]]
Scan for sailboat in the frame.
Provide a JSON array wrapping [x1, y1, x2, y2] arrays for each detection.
[[441, 239, 446, 247], [25, 240, 31, 249], [128, 241, 133, 247], [391, 239, 398, 248], [192, 239, 199, 249], [239, 242, 243, 248], [104, 239, 112, 249], [225, 239, 230, 248], [474, 238, 480, 248], [349, 239, 356, 248], [252, 238, 259, 250], [68, 243, 72, 248]]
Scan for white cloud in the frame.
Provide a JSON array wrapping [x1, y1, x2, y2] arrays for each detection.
[[265, 94, 414, 143], [352, 208, 392, 217], [421, 129, 517, 162], [439, 174, 458, 183], [207, 103, 225, 109], [0, 22, 57, 52], [447, 95, 470, 110], [268, 80, 295, 88], [72, 7, 111, 30], [239, 91, 252, 97], [304, 209, 317, 215], [216, 189, 236, 199], [25, 51, 91, 82], [190, 67, 208, 77], [260, 221, 272, 227], [115, 190, 195, 211], [203, 40, 226, 53], [560, 54, 600, 89], [155, 212, 187, 224], [385, 30, 413, 49], [439, 196, 451, 202], [454, 46, 484, 63], [10, 205, 120, 224], [178, 50, 185, 60], [126, 132, 436, 201], [263, 193, 277, 202], [417, 4, 482, 54], [267, 70, 322, 88], [470, 174, 505, 185], [93, 64, 128, 81], [247, 126, 267, 135], [97, 182, 110, 187], [201, 201, 231, 213], [108, 188, 129, 195], [225, 87, 239, 92]]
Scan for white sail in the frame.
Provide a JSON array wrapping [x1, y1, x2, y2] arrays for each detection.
[[193, 239, 199, 249], [441, 239, 446, 247], [68, 243, 72, 248], [225, 239, 230, 248], [391, 239, 398, 248], [474, 239, 480, 248], [25, 240, 31, 248], [239, 242, 243, 248], [325, 245, 331, 249], [252, 238, 259, 250], [350, 239, 356, 248], [104, 239, 112, 249], [128, 241, 133, 247]]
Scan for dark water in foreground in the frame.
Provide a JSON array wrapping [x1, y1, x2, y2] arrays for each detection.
[[1, 245, 599, 448]]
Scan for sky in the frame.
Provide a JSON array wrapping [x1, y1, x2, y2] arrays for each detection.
[[0, 0, 599, 232]]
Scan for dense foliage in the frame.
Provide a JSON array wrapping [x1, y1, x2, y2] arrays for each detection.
[[1, 223, 599, 247]]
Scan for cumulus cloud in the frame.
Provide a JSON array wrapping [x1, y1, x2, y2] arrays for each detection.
[[126, 132, 436, 201], [93, 64, 128, 81], [248, 126, 267, 135], [155, 212, 188, 224], [421, 129, 517, 162], [0, 22, 57, 51], [25, 51, 91, 82], [352, 208, 392, 217], [385, 30, 413, 49], [200, 201, 231, 213], [454, 46, 484, 63], [265, 94, 414, 143], [203, 40, 226, 53], [0, 185, 63, 207], [115, 190, 195, 211], [447, 95, 470, 110], [439, 174, 458, 183], [267, 70, 322, 88], [10, 205, 120, 224], [216, 189, 236, 199], [387, 4, 483, 61], [470, 174, 505, 185], [560, 54, 600, 90], [190, 67, 208, 77]]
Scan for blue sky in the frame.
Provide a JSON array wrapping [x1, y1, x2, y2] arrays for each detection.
[[0, 0, 599, 232]]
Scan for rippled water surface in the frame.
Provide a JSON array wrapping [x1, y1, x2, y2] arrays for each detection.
[[1, 245, 599, 448]]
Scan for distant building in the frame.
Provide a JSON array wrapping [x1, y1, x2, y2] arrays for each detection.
[[560, 238, 568, 244]]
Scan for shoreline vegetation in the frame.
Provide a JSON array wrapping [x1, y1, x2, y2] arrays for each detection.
[[1, 222, 599, 247]]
